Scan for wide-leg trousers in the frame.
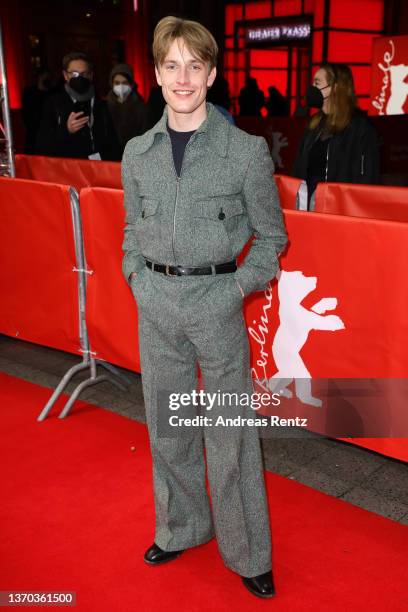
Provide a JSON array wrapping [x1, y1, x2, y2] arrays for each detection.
[[131, 264, 272, 577]]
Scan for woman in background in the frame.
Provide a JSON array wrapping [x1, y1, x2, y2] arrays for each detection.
[[107, 64, 150, 156], [293, 63, 380, 207]]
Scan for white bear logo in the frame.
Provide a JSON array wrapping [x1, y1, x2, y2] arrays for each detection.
[[387, 64, 408, 115], [268, 270, 345, 407], [266, 127, 289, 168]]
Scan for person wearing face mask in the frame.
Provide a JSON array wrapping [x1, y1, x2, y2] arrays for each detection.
[[106, 64, 150, 155], [36, 51, 120, 160], [293, 63, 380, 208]]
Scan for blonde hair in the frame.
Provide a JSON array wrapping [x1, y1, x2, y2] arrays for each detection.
[[310, 63, 358, 133], [153, 16, 218, 70]]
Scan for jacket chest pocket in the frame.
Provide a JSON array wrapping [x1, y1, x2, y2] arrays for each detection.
[[191, 198, 245, 265], [134, 198, 161, 249]]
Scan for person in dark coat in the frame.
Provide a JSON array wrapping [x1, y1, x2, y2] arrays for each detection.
[[238, 77, 265, 116], [36, 51, 120, 160], [22, 68, 53, 154], [293, 63, 380, 206], [106, 63, 150, 156], [207, 74, 235, 124], [265, 86, 289, 117]]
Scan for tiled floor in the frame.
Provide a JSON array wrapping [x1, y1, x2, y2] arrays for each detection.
[[1, 334, 407, 525]]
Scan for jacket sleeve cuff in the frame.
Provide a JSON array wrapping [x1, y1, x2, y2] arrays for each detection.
[[234, 263, 278, 297]]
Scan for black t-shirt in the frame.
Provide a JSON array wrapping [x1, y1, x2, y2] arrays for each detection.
[[167, 124, 196, 177]]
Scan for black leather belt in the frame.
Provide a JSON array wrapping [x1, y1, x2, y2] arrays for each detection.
[[146, 259, 237, 276]]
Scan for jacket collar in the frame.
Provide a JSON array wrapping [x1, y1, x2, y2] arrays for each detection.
[[130, 102, 229, 157]]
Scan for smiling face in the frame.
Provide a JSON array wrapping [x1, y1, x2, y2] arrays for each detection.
[[155, 37, 216, 129]]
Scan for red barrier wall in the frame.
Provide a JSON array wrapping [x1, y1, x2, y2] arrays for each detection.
[[0, 177, 79, 354], [15, 155, 122, 192], [246, 209, 408, 462], [3, 170, 407, 459], [274, 174, 302, 209], [315, 182, 408, 221]]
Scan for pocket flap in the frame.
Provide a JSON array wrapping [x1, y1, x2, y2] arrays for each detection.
[[197, 199, 244, 220], [142, 199, 159, 218]]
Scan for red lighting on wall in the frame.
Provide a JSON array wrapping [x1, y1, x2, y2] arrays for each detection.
[[273, 0, 302, 17], [328, 32, 377, 63], [226, 4, 243, 36], [224, 0, 385, 114], [244, 1, 271, 20], [0, 4, 23, 108], [329, 0, 383, 30]]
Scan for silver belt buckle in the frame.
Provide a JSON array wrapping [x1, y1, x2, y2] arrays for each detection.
[[166, 265, 177, 276]]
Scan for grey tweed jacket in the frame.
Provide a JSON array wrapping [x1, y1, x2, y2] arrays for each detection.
[[121, 102, 287, 296]]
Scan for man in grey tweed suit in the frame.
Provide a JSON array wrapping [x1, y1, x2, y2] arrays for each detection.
[[121, 16, 287, 598]]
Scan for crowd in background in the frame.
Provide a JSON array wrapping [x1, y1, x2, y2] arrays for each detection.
[[21, 51, 380, 201], [21, 55, 296, 161]]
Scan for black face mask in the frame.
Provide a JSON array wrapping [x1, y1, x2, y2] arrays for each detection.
[[305, 84, 330, 109], [69, 75, 91, 95]]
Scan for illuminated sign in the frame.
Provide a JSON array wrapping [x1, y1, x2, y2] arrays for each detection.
[[241, 17, 312, 47]]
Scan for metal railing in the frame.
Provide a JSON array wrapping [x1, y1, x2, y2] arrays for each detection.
[[0, 18, 15, 177]]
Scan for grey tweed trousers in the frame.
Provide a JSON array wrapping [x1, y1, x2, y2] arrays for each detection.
[[131, 264, 272, 577]]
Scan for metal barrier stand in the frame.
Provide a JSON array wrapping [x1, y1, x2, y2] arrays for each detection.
[[37, 188, 132, 421]]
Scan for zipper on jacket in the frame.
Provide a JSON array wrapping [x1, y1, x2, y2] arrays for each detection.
[[170, 135, 194, 264], [89, 125, 96, 154], [172, 176, 180, 263], [324, 141, 330, 181], [361, 154, 365, 176]]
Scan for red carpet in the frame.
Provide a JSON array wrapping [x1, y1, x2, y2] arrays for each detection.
[[0, 371, 407, 611]]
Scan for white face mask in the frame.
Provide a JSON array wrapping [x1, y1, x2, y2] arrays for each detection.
[[113, 83, 131, 100]]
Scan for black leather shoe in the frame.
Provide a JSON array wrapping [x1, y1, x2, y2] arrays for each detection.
[[144, 543, 183, 565], [241, 570, 276, 598]]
